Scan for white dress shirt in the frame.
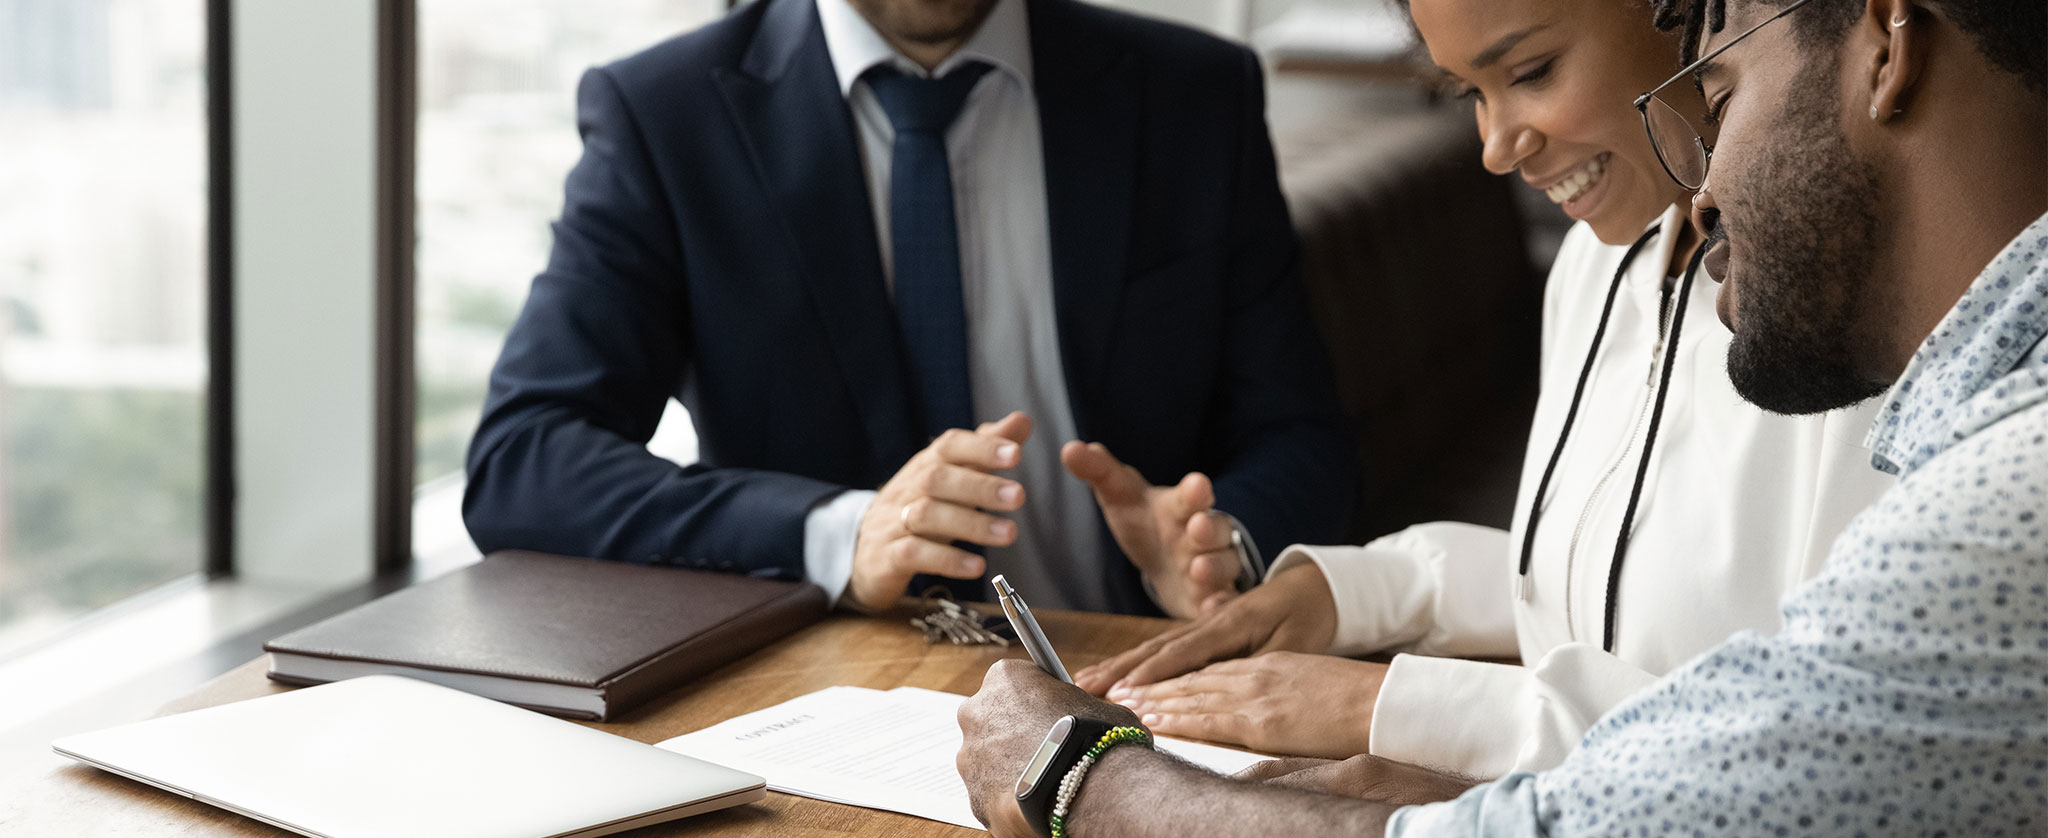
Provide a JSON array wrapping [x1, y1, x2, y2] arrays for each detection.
[[1268, 205, 1896, 778], [801, 0, 1112, 611]]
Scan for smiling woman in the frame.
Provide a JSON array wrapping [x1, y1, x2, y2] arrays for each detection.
[[1407, 0, 1701, 246]]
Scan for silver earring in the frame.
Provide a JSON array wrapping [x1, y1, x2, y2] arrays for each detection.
[[1890, 11, 1909, 28], [1871, 103, 1881, 120]]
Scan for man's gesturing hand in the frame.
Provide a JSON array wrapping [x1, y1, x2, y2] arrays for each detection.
[[1061, 441, 1239, 619], [846, 412, 1033, 611]]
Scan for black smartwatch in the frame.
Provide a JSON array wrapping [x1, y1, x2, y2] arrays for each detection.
[[1014, 715, 1117, 838]]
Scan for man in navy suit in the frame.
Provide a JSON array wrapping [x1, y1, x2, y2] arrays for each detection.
[[463, 0, 1353, 616]]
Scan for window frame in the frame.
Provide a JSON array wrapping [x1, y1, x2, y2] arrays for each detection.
[[374, 0, 416, 578], [206, 0, 233, 578]]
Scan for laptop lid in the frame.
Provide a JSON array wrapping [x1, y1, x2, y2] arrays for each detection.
[[53, 675, 765, 838]]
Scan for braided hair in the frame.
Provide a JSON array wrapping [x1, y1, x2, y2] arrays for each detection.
[[1647, 0, 1723, 66], [1644, 0, 2043, 97]]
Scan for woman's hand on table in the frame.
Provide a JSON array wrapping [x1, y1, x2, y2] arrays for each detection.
[[1072, 562, 1338, 696], [1109, 652, 1387, 759]]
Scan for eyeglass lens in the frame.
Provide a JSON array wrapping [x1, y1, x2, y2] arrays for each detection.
[[1642, 95, 1707, 190]]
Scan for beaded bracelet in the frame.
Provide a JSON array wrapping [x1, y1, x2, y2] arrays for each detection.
[[1047, 726, 1150, 838]]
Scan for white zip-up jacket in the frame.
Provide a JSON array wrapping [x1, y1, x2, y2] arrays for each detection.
[[1267, 206, 1896, 779]]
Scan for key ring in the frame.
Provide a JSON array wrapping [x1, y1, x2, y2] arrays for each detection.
[[909, 587, 1011, 647]]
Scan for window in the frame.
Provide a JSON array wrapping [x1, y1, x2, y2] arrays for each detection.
[[412, 0, 724, 563], [0, 0, 209, 656]]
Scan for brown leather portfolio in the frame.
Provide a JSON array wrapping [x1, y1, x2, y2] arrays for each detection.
[[263, 551, 829, 721]]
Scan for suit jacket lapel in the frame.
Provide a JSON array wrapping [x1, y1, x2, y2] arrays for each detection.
[[1030, 0, 1138, 441], [713, 0, 919, 472]]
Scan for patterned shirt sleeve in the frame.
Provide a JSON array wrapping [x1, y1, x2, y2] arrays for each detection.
[[1387, 214, 2048, 838]]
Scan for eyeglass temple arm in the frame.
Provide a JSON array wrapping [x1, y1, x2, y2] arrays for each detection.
[[1635, 0, 1820, 108]]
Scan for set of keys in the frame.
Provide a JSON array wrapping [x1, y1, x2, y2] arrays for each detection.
[[910, 591, 1011, 647]]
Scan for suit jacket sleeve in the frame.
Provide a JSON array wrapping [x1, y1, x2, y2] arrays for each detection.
[[1205, 48, 1356, 556], [462, 66, 842, 577]]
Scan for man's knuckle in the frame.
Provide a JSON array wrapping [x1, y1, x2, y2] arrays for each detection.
[[1249, 704, 1280, 726], [889, 538, 918, 565], [1161, 635, 1209, 662]]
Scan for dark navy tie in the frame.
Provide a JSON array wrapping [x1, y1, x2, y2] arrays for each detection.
[[868, 62, 994, 601], [867, 61, 993, 440]]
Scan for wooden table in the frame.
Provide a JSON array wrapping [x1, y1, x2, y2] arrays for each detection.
[[1, 604, 1175, 836]]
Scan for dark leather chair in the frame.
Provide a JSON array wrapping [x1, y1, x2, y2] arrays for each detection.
[[1271, 79, 1543, 542]]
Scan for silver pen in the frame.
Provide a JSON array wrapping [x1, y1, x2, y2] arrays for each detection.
[[992, 575, 1071, 683]]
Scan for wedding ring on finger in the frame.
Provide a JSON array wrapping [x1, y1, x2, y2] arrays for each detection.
[[899, 503, 916, 536]]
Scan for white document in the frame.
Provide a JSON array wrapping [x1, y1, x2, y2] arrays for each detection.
[[658, 685, 1272, 830]]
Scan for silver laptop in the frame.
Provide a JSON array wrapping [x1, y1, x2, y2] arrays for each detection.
[[53, 675, 765, 838]]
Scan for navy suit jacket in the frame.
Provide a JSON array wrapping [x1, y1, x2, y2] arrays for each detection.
[[463, 0, 1355, 614]]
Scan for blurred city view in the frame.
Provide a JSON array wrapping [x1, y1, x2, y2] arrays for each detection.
[[0, 0, 208, 656], [0, 0, 731, 653], [412, 0, 719, 560]]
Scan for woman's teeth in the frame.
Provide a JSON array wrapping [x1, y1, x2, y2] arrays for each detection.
[[1545, 154, 1607, 204]]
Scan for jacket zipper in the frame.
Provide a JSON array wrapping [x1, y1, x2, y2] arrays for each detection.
[[1562, 275, 1678, 642]]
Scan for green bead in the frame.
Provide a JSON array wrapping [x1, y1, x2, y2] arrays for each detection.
[[1050, 727, 1149, 838]]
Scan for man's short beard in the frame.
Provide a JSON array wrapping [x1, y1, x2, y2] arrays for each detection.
[[1722, 60, 1891, 415], [850, 0, 999, 47]]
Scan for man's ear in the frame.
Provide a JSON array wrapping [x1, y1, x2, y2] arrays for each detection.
[[1864, 0, 1927, 123]]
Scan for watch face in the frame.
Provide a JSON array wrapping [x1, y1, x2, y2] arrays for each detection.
[[1015, 716, 1075, 797]]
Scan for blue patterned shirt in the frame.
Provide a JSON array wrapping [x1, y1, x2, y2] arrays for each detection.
[[1390, 212, 2048, 837]]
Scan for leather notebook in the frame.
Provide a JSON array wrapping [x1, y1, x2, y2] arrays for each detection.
[[264, 551, 829, 721]]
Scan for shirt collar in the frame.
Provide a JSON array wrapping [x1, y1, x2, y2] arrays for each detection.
[[1866, 211, 2048, 474], [815, 0, 1033, 96], [1648, 203, 1687, 277]]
